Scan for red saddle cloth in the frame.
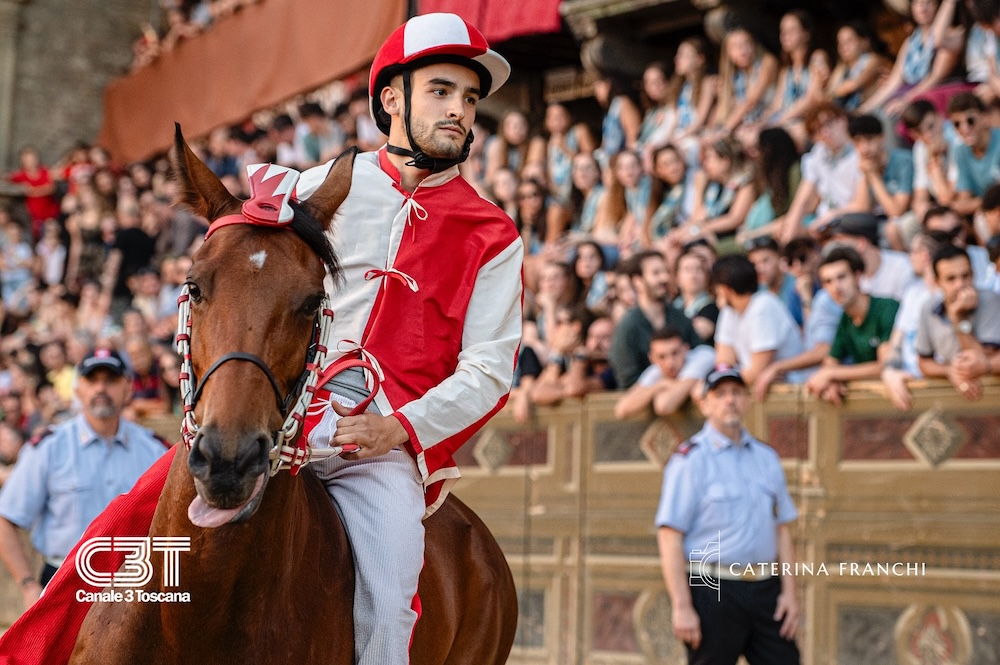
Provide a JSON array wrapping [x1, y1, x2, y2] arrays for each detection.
[[0, 448, 175, 664]]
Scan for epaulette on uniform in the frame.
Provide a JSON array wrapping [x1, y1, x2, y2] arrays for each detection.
[[675, 439, 698, 456], [29, 426, 54, 447]]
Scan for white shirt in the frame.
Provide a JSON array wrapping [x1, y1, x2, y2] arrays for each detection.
[[635, 345, 717, 387], [912, 137, 958, 200], [861, 250, 918, 301], [716, 291, 806, 382], [894, 280, 933, 376], [802, 142, 860, 216]]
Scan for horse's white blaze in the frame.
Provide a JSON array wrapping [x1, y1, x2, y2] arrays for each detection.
[[249, 250, 267, 269]]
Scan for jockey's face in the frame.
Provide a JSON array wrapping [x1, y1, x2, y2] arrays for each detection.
[[389, 63, 481, 160]]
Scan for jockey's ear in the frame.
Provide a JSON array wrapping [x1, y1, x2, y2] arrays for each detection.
[[170, 123, 241, 222], [303, 147, 357, 232]]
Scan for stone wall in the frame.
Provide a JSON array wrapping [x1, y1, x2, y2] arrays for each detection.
[[2, 0, 152, 169]]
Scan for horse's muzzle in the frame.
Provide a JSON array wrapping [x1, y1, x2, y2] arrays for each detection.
[[188, 428, 270, 514]]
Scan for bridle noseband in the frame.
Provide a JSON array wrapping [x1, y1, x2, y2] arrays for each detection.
[[176, 285, 341, 477], [190, 352, 291, 418]]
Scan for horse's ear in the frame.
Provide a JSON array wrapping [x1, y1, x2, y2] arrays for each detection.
[[170, 123, 241, 222], [302, 148, 357, 231]]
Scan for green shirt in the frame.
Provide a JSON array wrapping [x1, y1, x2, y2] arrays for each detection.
[[830, 296, 899, 364]]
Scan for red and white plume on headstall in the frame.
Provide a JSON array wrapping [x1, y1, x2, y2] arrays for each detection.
[[205, 163, 301, 239]]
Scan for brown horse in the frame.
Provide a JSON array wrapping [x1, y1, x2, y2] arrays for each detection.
[[70, 130, 517, 664]]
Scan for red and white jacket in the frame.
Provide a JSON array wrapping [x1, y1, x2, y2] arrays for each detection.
[[297, 148, 523, 516]]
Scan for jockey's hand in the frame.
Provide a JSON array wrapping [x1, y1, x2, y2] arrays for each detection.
[[329, 401, 409, 460]]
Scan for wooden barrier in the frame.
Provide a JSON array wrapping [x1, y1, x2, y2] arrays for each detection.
[[455, 380, 1000, 665], [0, 381, 997, 663]]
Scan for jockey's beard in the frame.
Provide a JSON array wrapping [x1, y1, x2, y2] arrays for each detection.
[[409, 116, 466, 160]]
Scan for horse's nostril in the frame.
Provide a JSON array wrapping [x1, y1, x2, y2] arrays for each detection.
[[235, 434, 271, 477], [188, 435, 211, 480]]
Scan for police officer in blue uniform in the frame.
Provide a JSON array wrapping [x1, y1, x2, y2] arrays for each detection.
[[0, 348, 169, 610], [655, 366, 801, 665]]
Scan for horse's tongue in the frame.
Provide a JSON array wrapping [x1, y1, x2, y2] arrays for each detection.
[[188, 474, 265, 528]]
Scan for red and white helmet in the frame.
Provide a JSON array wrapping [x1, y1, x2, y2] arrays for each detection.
[[368, 13, 511, 135]]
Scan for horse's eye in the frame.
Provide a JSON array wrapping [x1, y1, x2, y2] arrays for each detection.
[[301, 294, 323, 316], [186, 282, 203, 303]]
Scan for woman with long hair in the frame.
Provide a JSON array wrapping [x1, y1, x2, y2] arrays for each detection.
[[594, 73, 642, 159], [570, 239, 610, 309], [644, 144, 689, 244], [764, 10, 827, 128], [827, 21, 888, 111], [740, 127, 802, 242], [668, 37, 718, 147], [636, 62, 674, 154], [592, 151, 648, 264], [673, 246, 719, 344], [859, 0, 963, 118], [488, 167, 520, 219], [668, 136, 755, 249], [568, 152, 604, 234], [543, 102, 596, 203], [713, 27, 779, 134], [515, 178, 552, 255], [484, 110, 545, 185]]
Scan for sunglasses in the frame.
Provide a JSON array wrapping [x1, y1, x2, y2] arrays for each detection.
[[788, 253, 811, 265], [952, 115, 977, 129], [517, 191, 542, 201]]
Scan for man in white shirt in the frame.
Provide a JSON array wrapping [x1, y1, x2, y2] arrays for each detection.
[[824, 212, 919, 301], [711, 255, 806, 385], [614, 327, 715, 418], [780, 102, 860, 244]]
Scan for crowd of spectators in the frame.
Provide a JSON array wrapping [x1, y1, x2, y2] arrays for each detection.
[[131, 0, 264, 72], [4, 0, 1000, 483], [480, 0, 1000, 422]]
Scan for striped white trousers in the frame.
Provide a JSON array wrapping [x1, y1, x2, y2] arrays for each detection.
[[310, 369, 425, 664]]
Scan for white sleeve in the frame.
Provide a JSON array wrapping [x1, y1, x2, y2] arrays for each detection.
[[746, 298, 786, 353], [679, 345, 717, 380], [801, 150, 818, 185], [714, 307, 737, 347], [395, 238, 524, 453], [912, 142, 929, 191], [636, 364, 663, 387]]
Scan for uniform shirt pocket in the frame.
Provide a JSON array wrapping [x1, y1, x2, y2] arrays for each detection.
[[48, 472, 93, 525], [703, 482, 739, 526]]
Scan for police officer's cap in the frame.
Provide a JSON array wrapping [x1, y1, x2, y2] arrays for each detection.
[[78, 347, 129, 378]]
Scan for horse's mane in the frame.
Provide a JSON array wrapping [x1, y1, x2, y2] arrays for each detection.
[[288, 200, 341, 284]]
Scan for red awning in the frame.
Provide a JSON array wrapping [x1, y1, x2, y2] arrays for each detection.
[[417, 0, 562, 44], [98, 0, 407, 163]]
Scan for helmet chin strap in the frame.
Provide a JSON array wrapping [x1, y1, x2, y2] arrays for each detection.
[[385, 70, 473, 174]]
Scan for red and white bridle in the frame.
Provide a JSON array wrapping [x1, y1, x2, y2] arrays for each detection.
[[173, 162, 372, 477], [175, 286, 355, 476]]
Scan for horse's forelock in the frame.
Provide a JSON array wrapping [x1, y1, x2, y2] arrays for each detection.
[[288, 201, 341, 282]]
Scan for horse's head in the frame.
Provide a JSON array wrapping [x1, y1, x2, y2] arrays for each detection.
[[170, 126, 354, 527]]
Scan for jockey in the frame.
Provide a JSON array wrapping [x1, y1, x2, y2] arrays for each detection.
[[294, 12, 522, 663], [0, 13, 522, 665]]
